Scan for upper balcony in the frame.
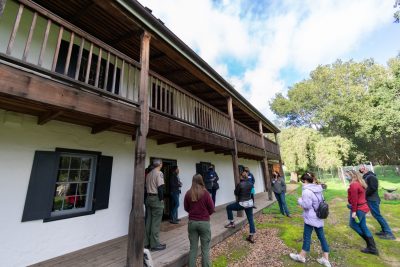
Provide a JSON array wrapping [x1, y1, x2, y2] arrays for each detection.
[[0, 0, 280, 160]]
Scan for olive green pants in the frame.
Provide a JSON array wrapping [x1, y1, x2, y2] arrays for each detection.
[[188, 220, 211, 267], [144, 196, 164, 248]]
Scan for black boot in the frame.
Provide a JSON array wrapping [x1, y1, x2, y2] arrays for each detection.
[[361, 236, 379, 256]]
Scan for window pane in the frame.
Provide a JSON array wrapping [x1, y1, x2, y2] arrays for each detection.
[[69, 170, 80, 181], [55, 183, 67, 197], [52, 196, 64, 211], [77, 183, 88, 195], [70, 157, 81, 169], [80, 170, 90, 181], [59, 156, 70, 169], [63, 196, 76, 210], [66, 183, 77, 196], [57, 170, 69, 182], [81, 157, 92, 170], [75, 195, 86, 209]]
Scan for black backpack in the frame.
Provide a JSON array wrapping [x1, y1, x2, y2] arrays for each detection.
[[308, 190, 329, 219]]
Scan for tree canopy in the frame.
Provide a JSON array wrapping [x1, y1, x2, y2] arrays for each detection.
[[271, 57, 400, 165]]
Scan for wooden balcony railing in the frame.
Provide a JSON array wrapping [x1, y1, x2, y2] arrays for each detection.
[[0, 0, 280, 157], [265, 138, 280, 155], [1, 0, 141, 103], [148, 73, 231, 137], [235, 122, 263, 148]]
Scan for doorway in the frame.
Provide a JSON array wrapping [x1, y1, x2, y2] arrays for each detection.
[[150, 157, 177, 220]]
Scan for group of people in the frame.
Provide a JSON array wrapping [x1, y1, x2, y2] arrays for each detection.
[[289, 165, 396, 267], [144, 159, 394, 267]]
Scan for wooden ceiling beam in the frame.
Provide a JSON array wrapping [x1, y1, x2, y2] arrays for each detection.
[[176, 141, 196, 148], [150, 52, 167, 61], [91, 123, 115, 134], [70, 0, 97, 23], [159, 68, 186, 76], [157, 137, 180, 145], [108, 29, 143, 46], [37, 110, 63, 125], [191, 144, 204, 151]]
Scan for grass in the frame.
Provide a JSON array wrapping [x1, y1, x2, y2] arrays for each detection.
[[259, 172, 400, 267]]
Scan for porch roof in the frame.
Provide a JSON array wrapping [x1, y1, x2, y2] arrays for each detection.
[[29, 0, 280, 134]]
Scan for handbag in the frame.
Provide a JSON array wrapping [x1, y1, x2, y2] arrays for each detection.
[[239, 199, 254, 208]]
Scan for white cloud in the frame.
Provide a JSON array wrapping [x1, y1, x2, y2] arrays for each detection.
[[138, 0, 395, 118]]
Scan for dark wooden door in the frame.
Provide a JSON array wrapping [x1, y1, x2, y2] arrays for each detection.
[[150, 157, 177, 220]]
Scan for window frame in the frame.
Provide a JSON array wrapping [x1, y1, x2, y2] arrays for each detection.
[[45, 148, 101, 222]]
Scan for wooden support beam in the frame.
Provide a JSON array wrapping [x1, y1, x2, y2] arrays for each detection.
[[127, 31, 151, 267], [274, 133, 284, 178], [227, 97, 242, 216], [37, 110, 63, 125], [260, 121, 272, 200], [91, 123, 114, 134]]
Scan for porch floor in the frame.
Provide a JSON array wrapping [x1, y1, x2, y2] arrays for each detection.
[[31, 185, 298, 267]]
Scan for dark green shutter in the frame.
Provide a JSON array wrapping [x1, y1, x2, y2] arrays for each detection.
[[93, 156, 113, 211], [22, 151, 58, 222]]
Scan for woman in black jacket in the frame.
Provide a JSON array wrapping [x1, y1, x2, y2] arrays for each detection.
[[224, 170, 256, 243]]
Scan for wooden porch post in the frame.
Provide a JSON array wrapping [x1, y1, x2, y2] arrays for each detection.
[[0, 0, 6, 16], [127, 31, 151, 267], [227, 97, 242, 217], [274, 132, 285, 179], [259, 121, 273, 200]]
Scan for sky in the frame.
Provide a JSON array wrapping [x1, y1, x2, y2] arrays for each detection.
[[138, 0, 400, 119]]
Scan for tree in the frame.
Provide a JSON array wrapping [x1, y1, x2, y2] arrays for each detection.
[[315, 136, 352, 171], [271, 58, 398, 164], [279, 127, 321, 173], [395, 0, 400, 23]]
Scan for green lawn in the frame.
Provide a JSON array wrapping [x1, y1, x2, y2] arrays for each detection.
[[260, 172, 400, 267]]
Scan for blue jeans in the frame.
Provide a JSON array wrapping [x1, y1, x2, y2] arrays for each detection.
[[226, 202, 256, 234], [170, 191, 180, 222], [207, 189, 217, 206], [349, 210, 372, 237], [274, 192, 290, 216], [302, 223, 329, 253], [367, 200, 392, 234]]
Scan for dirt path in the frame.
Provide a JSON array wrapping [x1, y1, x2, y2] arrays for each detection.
[[200, 215, 291, 267]]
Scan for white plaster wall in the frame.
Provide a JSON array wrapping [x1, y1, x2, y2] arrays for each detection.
[[146, 140, 266, 218], [0, 110, 266, 266], [0, 110, 135, 266]]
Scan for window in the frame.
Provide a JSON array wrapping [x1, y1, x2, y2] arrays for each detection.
[[52, 153, 97, 216], [22, 149, 113, 222]]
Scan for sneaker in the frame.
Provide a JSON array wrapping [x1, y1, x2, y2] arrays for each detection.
[[286, 214, 292, 218], [289, 253, 306, 263], [253, 206, 257, 209], [317, 257, 332, 267], [375, 231, 385, 236], [246, 235, 255, 244], [379, 233, 396, 240], [224, 222, 235, 228]]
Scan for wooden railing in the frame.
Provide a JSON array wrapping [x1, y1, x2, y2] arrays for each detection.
[[1, 0, 140, 102], [234, 122, 263, 149], [265, 138, 280, 155], [0, 0, 280, 157], [148, 73, 231, 137]]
